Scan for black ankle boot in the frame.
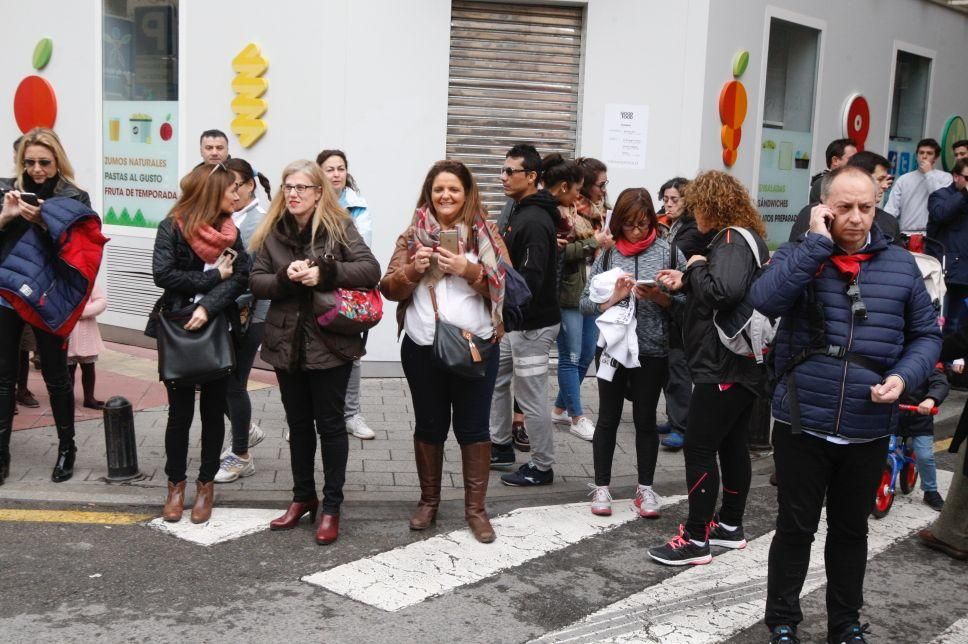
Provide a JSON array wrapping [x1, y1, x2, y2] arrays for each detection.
[[0, 453, 9, 486], [51, 445, 76, 482]]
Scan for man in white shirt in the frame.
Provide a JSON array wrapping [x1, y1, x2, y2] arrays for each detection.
[[884, 138, 952, 233]]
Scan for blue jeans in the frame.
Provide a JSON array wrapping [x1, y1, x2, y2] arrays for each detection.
[[554, 307, 598, 417], [911, 434, 938, 492]]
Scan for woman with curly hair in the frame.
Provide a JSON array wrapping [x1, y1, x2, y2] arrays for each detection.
[[648, 170, 768, 566]]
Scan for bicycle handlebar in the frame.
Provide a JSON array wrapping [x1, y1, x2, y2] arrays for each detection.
[[898, 404, 939, 415]]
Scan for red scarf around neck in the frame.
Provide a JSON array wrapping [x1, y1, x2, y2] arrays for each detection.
[[176, 216, 238, 264], [829, 253, 873, 283], [616, 228, 657, 257]]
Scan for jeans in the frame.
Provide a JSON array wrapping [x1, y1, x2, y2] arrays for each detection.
[[683, 383, 755, 537], [276, 363, 352, 515], [344, 359, 362, 418], [592, 356, 666, 486], [663, 347, 692, 433], [554, 308, 598, 417], [0, 306, 74, 450], [401, 335, 498, 445], [164, 376, 228, 483], [911, 434, 938, 492], [225, 322, 264, 455], [490, 324, 560, 471], [766, 422, 889, 639]]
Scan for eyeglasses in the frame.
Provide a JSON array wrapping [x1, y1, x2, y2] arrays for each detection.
[[282, 183, 320, 195], [500, 167, 529, 176], [24, 158, 53, 168], [595, 180, 609, 190], [960, 173, 968, 180], [661, 195, 680, 204], [622, 220, 650, 231]]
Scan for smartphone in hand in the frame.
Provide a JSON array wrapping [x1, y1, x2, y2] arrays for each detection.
[[19, 192, 40, 207], [438, 229, 460, 254], [215, 247, 238, 268], [635, 279, 657, 287]]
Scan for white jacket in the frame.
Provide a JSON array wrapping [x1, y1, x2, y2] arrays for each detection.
[[589, 268, 639, 381]]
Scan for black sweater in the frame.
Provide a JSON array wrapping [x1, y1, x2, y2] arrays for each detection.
[[501, 190, 561, 330]]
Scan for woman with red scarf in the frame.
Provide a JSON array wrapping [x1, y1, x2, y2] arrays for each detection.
[[152, 163, 250, 524], [578, 189, 685, 519]]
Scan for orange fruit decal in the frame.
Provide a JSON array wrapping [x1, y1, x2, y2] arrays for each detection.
[[14, 75, 57, 132]]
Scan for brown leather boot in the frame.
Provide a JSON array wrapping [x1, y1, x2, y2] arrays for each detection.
[[410, 440, 444, 530], [461, 441, 496, 543], [190, 480, 214, 524], [163, 480, 186, 522]]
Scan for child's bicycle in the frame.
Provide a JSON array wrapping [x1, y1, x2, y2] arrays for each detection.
[[872, 404, 937, 518]]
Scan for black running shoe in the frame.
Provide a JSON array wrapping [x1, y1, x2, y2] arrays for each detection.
[[490, 441, 515, 470], [648, 525, 712, 566], [924, 490, 944, 511], [769, 625, 799, 643], [708, 516, 747, 549], [832, 623, 871, 643]]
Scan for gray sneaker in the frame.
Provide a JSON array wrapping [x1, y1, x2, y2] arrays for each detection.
[[214, 453, 255, 483]]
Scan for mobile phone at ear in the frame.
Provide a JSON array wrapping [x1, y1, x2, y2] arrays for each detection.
[[19, 192, 39, 206], [438, 229, 460, 254]]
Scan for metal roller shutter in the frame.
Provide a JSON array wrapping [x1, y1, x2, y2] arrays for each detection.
[[446, 1, 584, 213]]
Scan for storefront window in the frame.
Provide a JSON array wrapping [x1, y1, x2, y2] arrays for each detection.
[[757, 18, 821, 245], [102, 0, 179, 229], [888, 50, 931, 177]]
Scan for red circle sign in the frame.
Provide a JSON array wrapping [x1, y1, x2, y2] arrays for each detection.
[[14, 75, 57, 133], [843, 93, 870, 151]]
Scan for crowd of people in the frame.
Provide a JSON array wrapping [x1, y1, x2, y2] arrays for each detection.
[[1, 125, 967, 644]]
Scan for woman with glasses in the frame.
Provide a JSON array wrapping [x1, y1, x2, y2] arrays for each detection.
[[0, 128, 94, 484], [152, 163, 250, 523], [579, 188, 685, 518], [212, 158, 273, 483], [649, 170, 767, 565], [546, 154, 613, 442], [317, 149, 375, 441], [251, 160, 380, 545], [381, 160, 507, 543], [655, 177, 716, 451]]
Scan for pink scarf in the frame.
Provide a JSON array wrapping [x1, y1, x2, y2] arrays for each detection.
[[176, 216, 238, 264]]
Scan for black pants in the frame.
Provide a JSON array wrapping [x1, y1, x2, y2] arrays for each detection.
[[277, 362, 352, 515], [0, 307, 74, 451], [225, 322, 265, 454], [593, 356, 666, 486], [164, 376, 228, 483], [684, 383, 755, 537], [766, 422, 889, 639], [401, 335, 498, 445]]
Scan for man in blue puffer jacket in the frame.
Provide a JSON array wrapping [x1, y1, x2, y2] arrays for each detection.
[[751, 166, 941, 644]]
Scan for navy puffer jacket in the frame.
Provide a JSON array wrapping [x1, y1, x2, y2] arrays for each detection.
[[751, 230, 941, 440]]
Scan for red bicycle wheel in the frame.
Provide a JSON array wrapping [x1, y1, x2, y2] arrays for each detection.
[[899, 454, 918, 495], [872, 463, 895, 519]]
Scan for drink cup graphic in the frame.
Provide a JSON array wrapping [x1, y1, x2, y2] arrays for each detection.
[[109, 118, 120, 141], [778, 141, 794, 171], [129, 114, 152, 143]]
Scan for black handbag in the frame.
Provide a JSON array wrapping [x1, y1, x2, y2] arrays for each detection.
[[429, 285, 496, 380], [157, 305, 236, 386]]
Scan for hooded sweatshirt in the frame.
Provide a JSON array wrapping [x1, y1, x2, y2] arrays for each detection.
[[501, 189, 561, 330]]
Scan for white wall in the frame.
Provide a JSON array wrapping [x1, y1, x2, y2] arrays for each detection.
[[699, 0, 968, 193]]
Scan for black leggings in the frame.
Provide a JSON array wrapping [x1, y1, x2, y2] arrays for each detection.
[[684, 383, 755, 538], [593, 356, 666, 486], [225, 322, 265, 454], [164, 376, 228, 483], [0, 307, 74, 447]]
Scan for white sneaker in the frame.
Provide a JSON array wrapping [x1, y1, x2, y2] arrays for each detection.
[[551, 410, 571, 425], [283, 427, 290, 442], [248, 424, 265, 448], [345, 414, 376, 440], [634, 484, 661, 518], [214, 453, 255, 483], [588, 484, 612, 516], [569, 416, 596, 441]]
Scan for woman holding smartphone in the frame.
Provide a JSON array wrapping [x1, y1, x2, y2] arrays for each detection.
[[0, 128, 92, 484], [381, 160, 508, 543], [152, 163, 249, 523], [579, 188, 685, 518], [250, 160, 380, 545]]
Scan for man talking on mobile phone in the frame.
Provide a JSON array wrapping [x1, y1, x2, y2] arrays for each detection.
[[750, 166, 941, 644]]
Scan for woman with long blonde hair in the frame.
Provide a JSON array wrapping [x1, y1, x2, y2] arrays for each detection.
[[251, 160, 380, 545]]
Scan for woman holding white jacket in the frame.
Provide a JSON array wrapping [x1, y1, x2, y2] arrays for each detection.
[[579, 188, 685, 519]]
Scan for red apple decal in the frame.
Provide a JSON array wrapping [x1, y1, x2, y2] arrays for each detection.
[[14, 75, 57, 132], [159, 114, 173, 141]]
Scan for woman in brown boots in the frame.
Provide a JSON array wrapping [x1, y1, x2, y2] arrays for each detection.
[[381, 160, 508, 543], [151, 163, 249, 523]]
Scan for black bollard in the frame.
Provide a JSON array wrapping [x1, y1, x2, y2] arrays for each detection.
[[102, 396, 142, 482]]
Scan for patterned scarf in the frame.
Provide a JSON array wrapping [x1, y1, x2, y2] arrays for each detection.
[[176, 215, 238, 264], [410, 206, 506, 328]]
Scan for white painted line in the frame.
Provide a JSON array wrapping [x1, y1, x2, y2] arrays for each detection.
[[932, 616, 968, 644], [302, 495, 687, 611], [148, 508, 282, 546], [533, 470, 953, 644]]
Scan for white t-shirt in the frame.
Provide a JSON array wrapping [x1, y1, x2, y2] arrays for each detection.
[[404, 251, 493, 346]]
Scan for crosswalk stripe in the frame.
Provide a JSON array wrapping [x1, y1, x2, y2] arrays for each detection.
[[532, 470, 952, 644], [932, 616, 968, 644], [148, 508, 283, 546], [302, 494, 687, 611], [0, 509, 153, 524]]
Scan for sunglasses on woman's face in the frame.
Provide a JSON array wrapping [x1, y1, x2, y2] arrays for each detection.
[[24, 158, 53, 168]]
